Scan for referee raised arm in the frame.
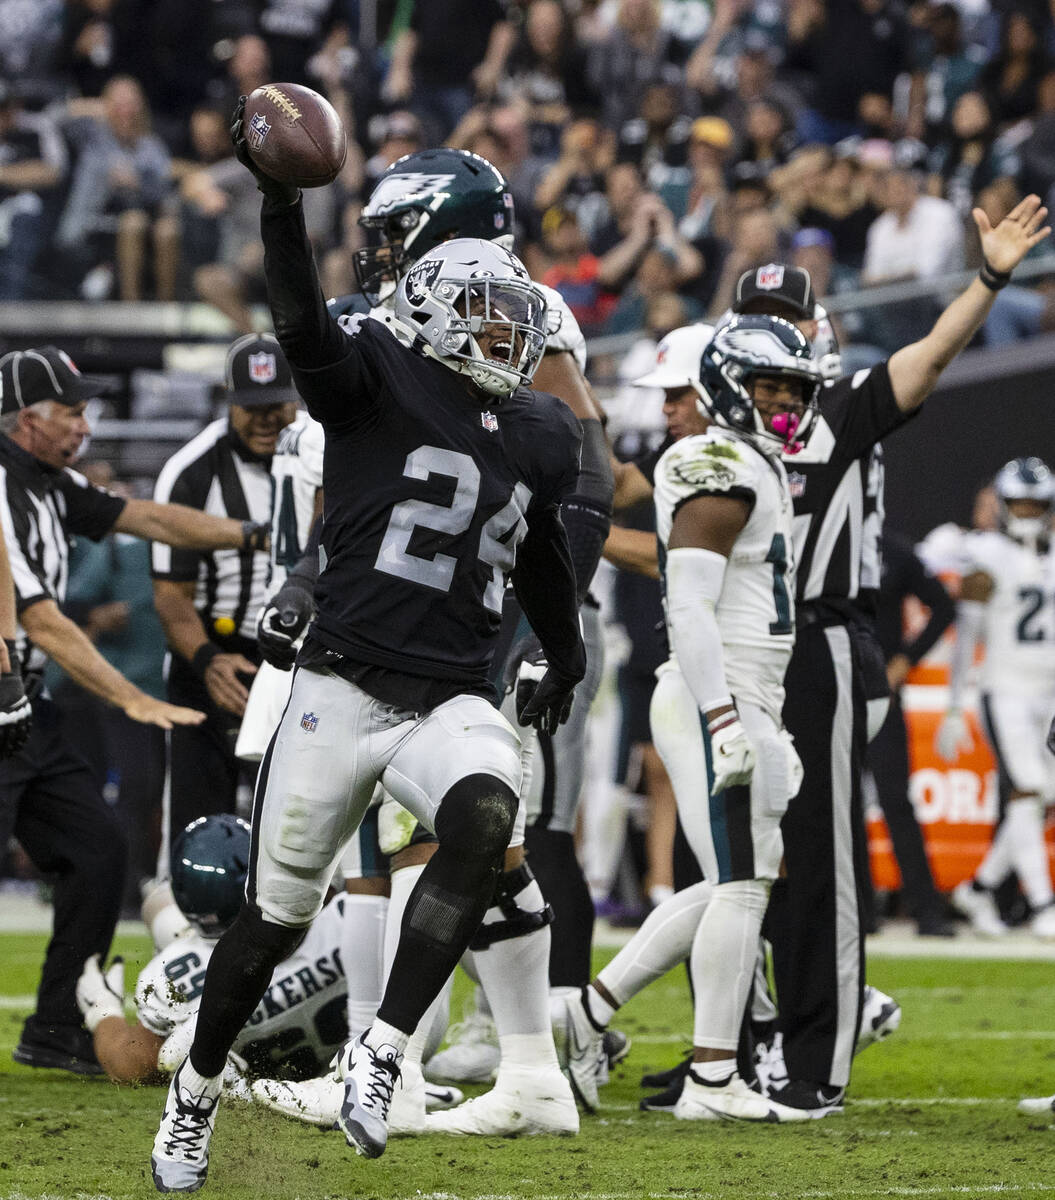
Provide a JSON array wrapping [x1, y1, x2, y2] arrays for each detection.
[[0, 345, 268, 1077], [763, 196, 1050, 1114]]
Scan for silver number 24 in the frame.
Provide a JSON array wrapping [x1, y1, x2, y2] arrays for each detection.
[[374, 445, 531, 613]]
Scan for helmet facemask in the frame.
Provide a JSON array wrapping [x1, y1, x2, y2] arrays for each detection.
[[995, 457, 1055, 548], [395, 241, 548, 398]]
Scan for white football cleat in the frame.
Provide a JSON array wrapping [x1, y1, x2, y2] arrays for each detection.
[[388, 1058, 426, 1135], [951, 880, 1007, 936], [151, 1060, 222, 1193], [338, 1031, 402, 1159], [424, 1007, 499, 1084], [252, 1071, 342, 1127], [1018, 1093, 1055, 1116], [856, 985, 902, 1054], [563, 989, 607, 1112], [424, 1064, 579, 1136], [425, 1081, 464, 1111], [676, 1070, 808, 1123]]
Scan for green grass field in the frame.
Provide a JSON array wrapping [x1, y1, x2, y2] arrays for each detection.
[[2, 930, 1055, 1200]]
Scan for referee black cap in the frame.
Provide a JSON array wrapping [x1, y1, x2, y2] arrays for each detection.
[[734, 264, 815, 319], [224, 334, 297, 407], [0, 346, 112, 415]]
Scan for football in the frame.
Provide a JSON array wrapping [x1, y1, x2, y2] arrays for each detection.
[[243, 82, 347, 188]]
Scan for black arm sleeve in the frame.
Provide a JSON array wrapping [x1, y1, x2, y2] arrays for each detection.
[[261, 195, 347, 372], [560, 419, 613, 604], [511, 505, 587, 684], [901, 551, 956, 664], [286, 514, 323, 591]]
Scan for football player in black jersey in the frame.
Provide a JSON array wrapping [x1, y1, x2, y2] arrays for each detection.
[[253, 148, 613, 1137], [150, 143, 587, 1190]]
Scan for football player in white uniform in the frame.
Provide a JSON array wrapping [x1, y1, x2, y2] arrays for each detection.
[[936, 457, 1055, 939], [564, 315, 822, 1122]]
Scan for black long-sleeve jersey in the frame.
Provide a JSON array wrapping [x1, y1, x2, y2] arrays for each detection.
[[260, 197, 584, 707]]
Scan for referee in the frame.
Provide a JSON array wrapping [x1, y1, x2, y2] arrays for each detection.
[[152, 334, 297, 848], [760, 197, 1050, 1114], [0, 345, 267, 1074]]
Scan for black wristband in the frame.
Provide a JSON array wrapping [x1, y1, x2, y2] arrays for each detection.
[[191, 642, 222, 678], [242, 520, 269, 553], [979, 258, 1012, 291], [3, 638, 17, 677]]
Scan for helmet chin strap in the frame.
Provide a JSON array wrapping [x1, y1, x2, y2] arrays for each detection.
[[770, 411, 805, 455]]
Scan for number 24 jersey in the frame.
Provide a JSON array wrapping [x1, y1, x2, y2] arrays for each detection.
[[288, 315, 581, 689]]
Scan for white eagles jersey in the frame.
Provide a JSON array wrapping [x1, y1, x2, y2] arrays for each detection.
[[269, 411, 324, 592], [654, 428, 795, 721], [135, 893, 347, 1078], [964, 530, 1055, 697]]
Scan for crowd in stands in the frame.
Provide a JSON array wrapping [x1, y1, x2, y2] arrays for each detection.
[[0, 0, 1053, 356]]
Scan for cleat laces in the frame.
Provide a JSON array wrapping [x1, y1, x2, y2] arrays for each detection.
[[363, 1049, 400, 1113], [163, 1094, 217, 1158]]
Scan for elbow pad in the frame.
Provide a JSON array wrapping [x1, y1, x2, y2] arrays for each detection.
[[561, 495, 611, 604]]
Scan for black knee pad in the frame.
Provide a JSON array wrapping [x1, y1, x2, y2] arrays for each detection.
[[470, 861, 554, 950], [434, 773, 517, 864], [229, 901, 307, 976]]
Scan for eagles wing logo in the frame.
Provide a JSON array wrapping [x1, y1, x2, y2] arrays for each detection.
[[671, 458, 738, 490], [365, 173, 457, 216], [248, 352, 277, 384]]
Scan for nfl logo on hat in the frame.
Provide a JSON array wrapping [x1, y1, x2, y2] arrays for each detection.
[[756, 264, 785, 290], [248, 352, 277, 385]]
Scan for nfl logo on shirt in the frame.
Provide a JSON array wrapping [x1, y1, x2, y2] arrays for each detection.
[[248, 111, 271, 150], [481, 411, 499, 432], [756, 263, 785, 290], [249, 352, 277, 384], [300, 711, 318, 733]]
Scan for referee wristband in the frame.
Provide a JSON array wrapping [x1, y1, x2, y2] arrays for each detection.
[[242, 520, 270, 553], [191, 642, 222, 678], [978, 258, 1012, 291]]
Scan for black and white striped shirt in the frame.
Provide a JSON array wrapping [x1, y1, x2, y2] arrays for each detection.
[[151, 418, 274, 641], [0, 435, 126, 678], [784, 363, 912, 619]]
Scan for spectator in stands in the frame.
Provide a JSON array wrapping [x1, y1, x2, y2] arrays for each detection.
[[205, 34, 271, 121], [538, 204, 616, 333], [733, 98, 798, 184], [928, 91, 1021, 219], [978, 7, 1051, 127], [0, 0, 65, 109], [383, 0, 515, 143], [675, 117, 734, 240], [792, 142, 883, 275], [863, 162, 965, 285], [0, 81, 66, 300], [786, 0, 915, 145], [616, 83, 694, 197], [905, 2, 987, 143], [602, 242, 703, 335], [55, 75, 175, 301], [61, 0, 120, 99], [595, 182, 703, 304], [790, 226, 836, 301], [586, 0, 683, 131], [362, 109, 424, 192], [499, 0, 599, 160], [706, 203, 784, 317], [533, 116, 615, 240], [254, 0, 348, 86], [1019, 70, 1055, 209]]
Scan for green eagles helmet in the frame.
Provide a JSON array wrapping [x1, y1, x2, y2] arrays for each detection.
[[353, 148, 515, 304], [170, 814, 251, 939]]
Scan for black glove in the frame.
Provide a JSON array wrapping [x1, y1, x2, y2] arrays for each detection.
[[230, 96, 301, 205], [515, 656, 578, 736], [256, 578, 315, 670], [0, 643, 32, 759]]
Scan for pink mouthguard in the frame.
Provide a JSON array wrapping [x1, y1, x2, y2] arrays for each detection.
[[770, 411, 804, 454]]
